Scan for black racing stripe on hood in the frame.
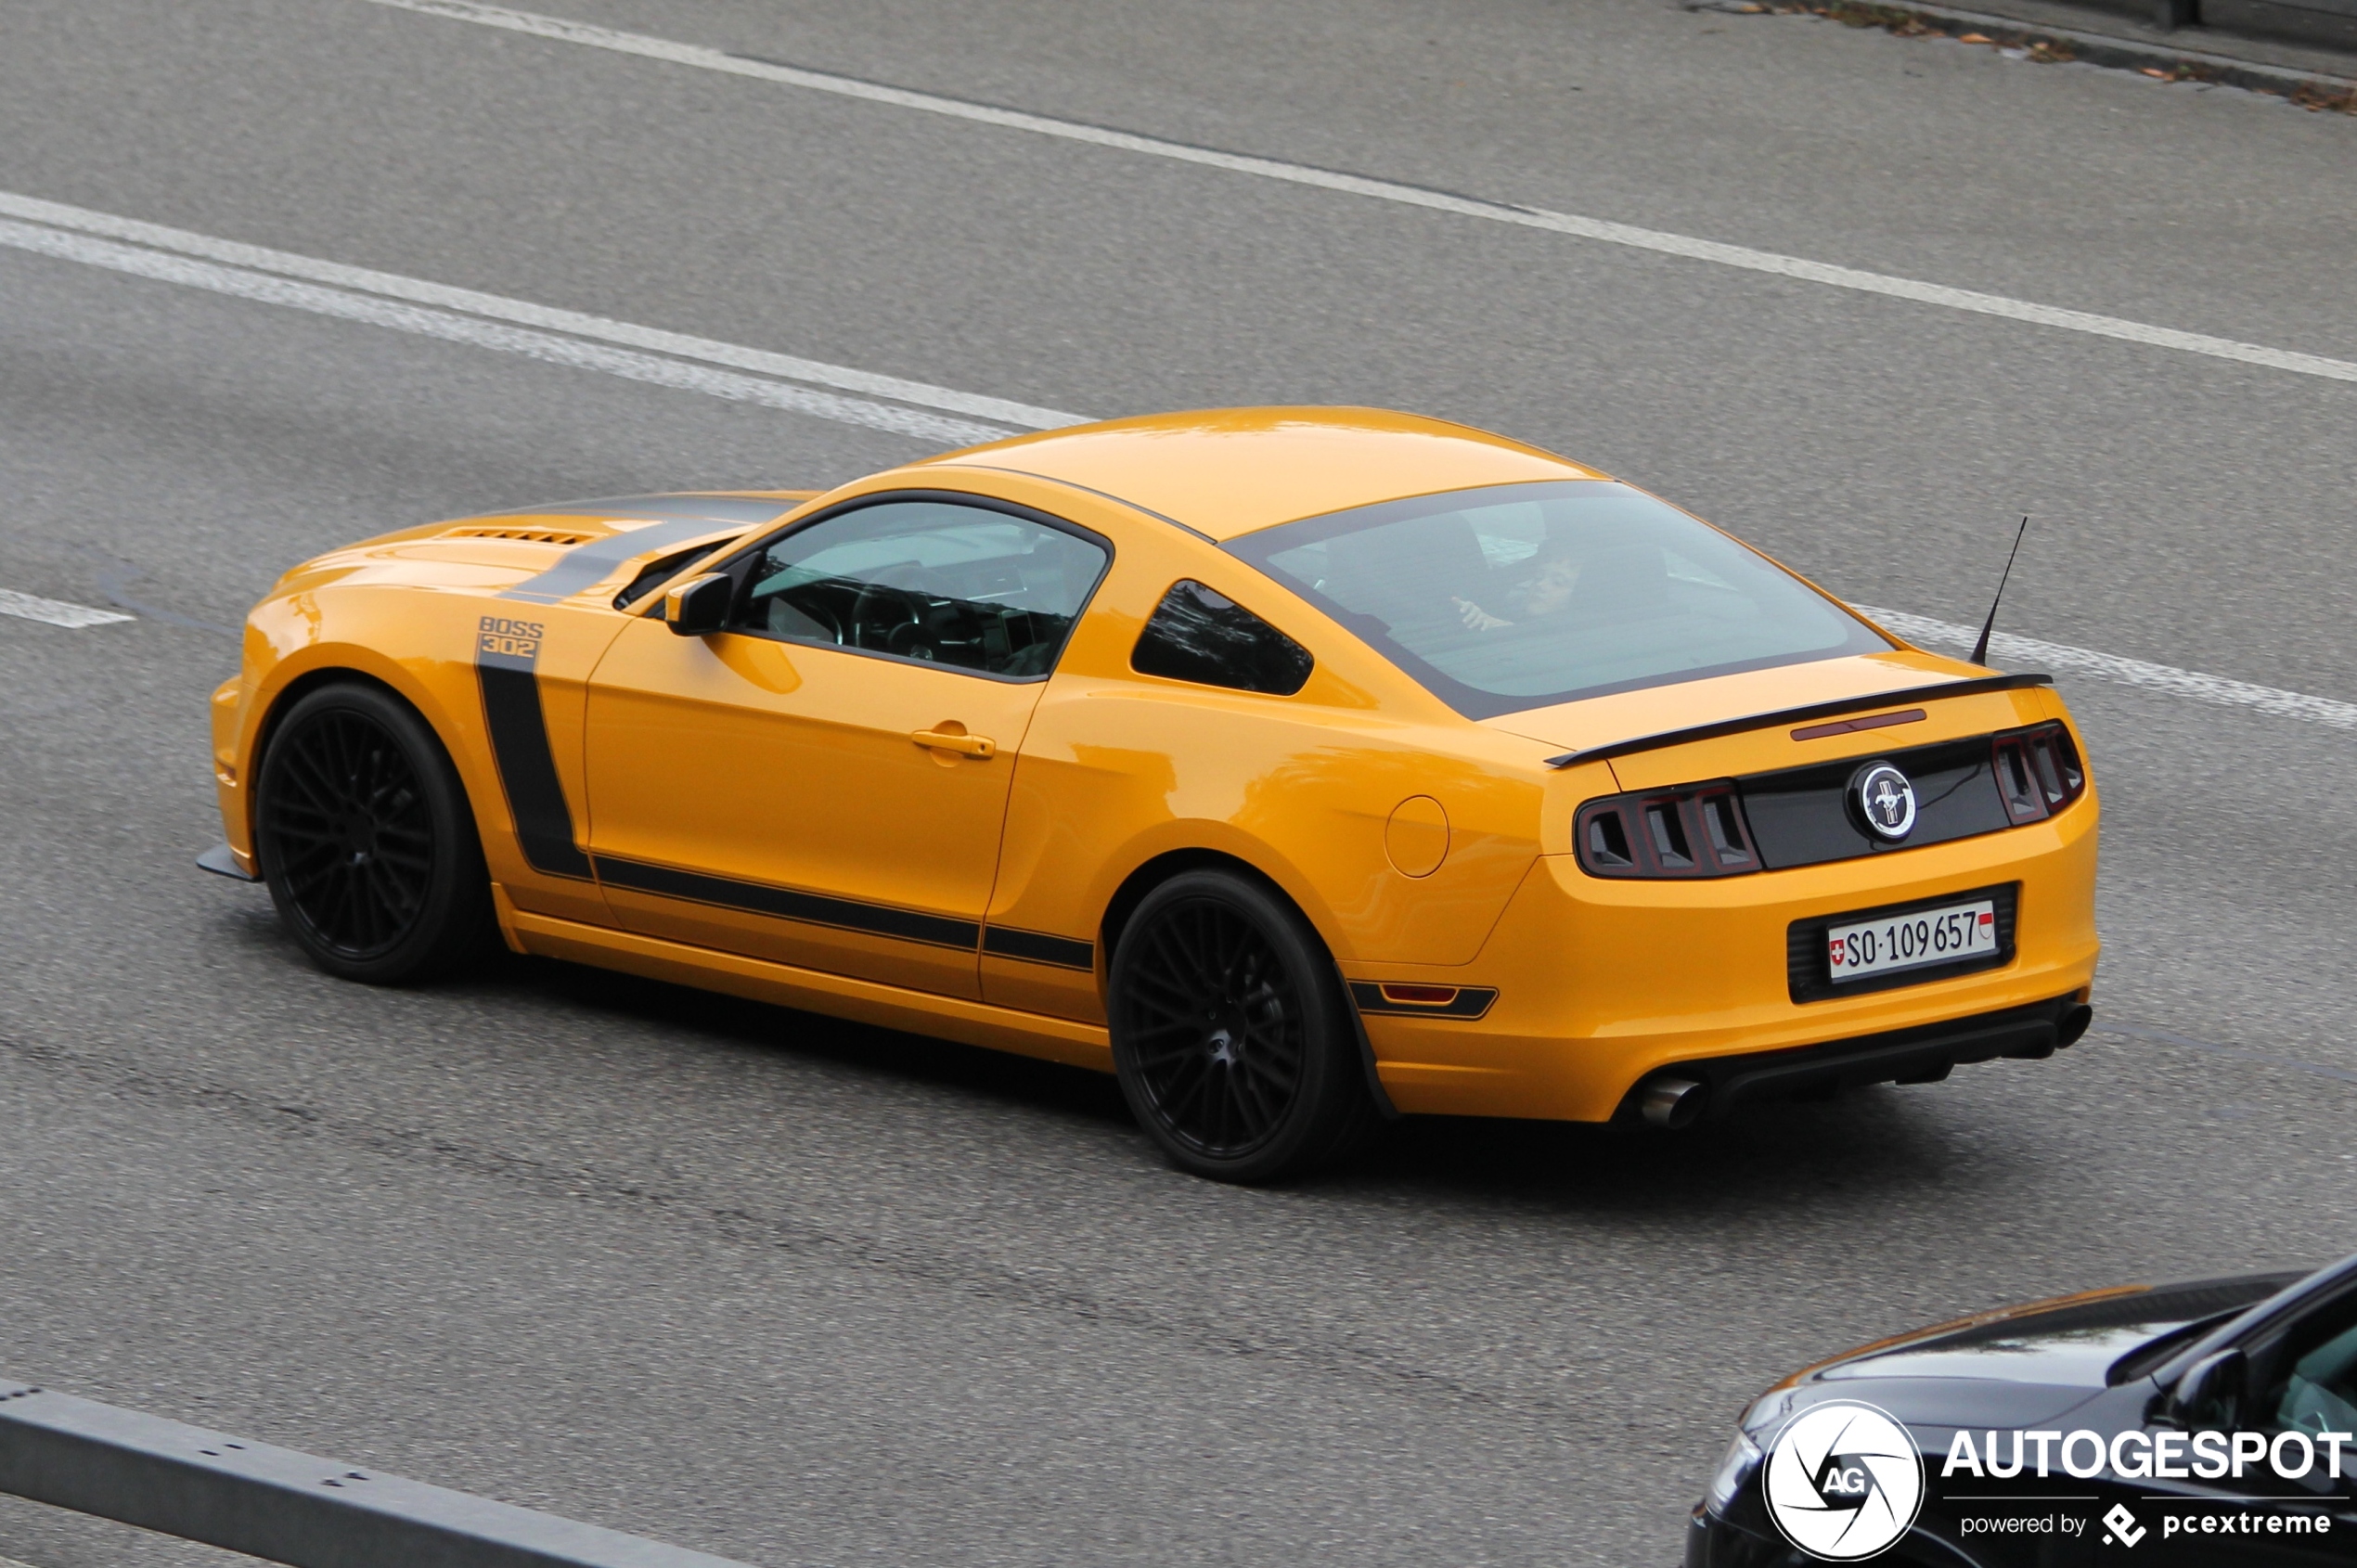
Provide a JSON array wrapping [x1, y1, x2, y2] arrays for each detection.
[[497, 517, 742, 606], [484, 495, 798, 524]]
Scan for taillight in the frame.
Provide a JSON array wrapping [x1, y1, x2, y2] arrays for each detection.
[[1990, 722, 2086, 824], [1576, 782, 1758, 879]]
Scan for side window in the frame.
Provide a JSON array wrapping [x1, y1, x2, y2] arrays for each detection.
[[732, 499, 1107, 678], [1130, 579, 1313, 696]]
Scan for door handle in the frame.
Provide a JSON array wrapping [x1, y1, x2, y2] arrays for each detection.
[[910, 728, 997, 758]]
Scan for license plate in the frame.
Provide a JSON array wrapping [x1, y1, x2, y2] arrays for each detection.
[[1825, 899, 1998, 983]]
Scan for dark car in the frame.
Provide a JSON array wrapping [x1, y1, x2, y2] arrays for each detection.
[[1689, 1253, 2357, 1565]]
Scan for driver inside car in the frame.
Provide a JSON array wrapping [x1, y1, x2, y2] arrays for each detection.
[[1452, 537, 1582, 632]]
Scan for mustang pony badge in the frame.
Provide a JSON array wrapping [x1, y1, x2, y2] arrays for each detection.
[[1853, 762, 1918, 842]]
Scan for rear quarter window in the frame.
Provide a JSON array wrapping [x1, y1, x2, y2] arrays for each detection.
[[1131, 579, 1314, 696]]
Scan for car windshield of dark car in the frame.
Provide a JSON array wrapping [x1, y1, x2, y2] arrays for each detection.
[[1230, 481, 1892, 718]]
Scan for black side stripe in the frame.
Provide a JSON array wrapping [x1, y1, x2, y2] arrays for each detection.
[[1347, 983, 1499, 1020], [595, 856, 983, 951], [476, 654, 593, 880], [982, 926, 1097, 970]]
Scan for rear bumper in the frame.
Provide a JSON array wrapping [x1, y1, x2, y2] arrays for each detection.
[[1360, 794, 2099, 1121], [1622, 993, 2088, 1124]]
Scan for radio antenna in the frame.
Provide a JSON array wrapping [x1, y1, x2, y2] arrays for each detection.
[[1968, 516, 2029, 667]]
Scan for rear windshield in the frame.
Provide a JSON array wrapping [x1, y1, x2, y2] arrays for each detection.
[[1229, 480, 1891, 718]]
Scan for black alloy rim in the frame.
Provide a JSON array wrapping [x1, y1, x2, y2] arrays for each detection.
[[1123, 898, 1307, 1157], [260, 710, 434, 958]]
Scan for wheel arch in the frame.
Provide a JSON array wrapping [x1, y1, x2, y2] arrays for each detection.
[[1096, 846, 1398, 1122], [1098, 848, 1295, 969], [242, 660, 479, 850]]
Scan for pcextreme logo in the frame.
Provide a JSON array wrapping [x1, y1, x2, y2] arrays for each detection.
[[1764, 1400, 1926, 1562]]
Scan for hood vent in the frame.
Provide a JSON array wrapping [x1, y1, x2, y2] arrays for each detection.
[[439, 525, 598, 547]]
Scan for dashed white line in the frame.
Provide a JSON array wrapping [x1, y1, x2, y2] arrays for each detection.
[[361, 0, 2357, 390], [0, 191, 1075, 441], [0, 588, 135, 629], [1862, 606, 2357, 731], [6, 193, 2351, 729]]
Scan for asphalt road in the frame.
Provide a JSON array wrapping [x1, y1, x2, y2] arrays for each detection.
[[1, 2, 2353, 1564]]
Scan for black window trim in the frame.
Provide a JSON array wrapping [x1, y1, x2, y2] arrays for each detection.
[[679, 487, 1116, 686], [1221, 478, 1898, 722]]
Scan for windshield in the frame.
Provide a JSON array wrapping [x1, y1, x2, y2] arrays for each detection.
[[1230, 481, 1891, 718]]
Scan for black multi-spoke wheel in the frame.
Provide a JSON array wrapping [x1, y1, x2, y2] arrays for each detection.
[[254, 682, 494, 983], [1109, 869, 1380, 1183]]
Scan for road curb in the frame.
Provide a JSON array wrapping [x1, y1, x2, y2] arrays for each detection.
[[1704, 0, 2357, 107]]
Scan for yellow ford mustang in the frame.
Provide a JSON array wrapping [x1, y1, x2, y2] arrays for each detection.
[[203, 408, 2098, 1181]]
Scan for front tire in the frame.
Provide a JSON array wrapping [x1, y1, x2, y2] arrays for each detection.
[[253, 681, 495, 984], [1108, 869, 1378, 1183]]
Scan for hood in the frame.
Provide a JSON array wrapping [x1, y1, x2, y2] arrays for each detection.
[[284, 492, 806, 606], [1744, 1272, 2306, 1435]]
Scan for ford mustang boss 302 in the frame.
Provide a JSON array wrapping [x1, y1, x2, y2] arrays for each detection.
[[202, 407, 2098, 1181]]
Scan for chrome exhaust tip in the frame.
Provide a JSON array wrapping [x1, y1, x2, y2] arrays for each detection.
[[1640, 1076, 1707, 1131]]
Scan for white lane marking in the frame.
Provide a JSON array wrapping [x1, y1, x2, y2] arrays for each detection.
[[360, 0, 2357, 390], [1861, 606, 2357, 731], [0, 216, 1015, 447], [0, 587, 135, 628], [8, 195, 2351, 731], [0, 190, 1080, 433]]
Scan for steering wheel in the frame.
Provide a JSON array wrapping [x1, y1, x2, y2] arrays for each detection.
[[849, 580, 925, 654]]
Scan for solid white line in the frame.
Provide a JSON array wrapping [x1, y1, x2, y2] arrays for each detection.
[[0, 587, 135, 628], [0, 189, 1080, 432], [1861, 606, 2357, 731], [0, 216, 1014, 448], [359, 0, 2357, 389]]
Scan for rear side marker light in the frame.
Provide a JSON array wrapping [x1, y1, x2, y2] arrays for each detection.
[[1378, 983, 1461, 1006], [1350, 982, 1500, 1019]]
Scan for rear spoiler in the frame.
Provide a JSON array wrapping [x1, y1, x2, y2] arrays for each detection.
[[1541, 673, 2054, 769]]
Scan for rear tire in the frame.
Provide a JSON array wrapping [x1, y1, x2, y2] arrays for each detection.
[[253, 682, 496, 984], [1108, 869, 1379, 1183]]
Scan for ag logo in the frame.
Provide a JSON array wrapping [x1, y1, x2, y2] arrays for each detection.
[[1852, 762, 1918, 842], [1763, 1400, 1925, 1561]]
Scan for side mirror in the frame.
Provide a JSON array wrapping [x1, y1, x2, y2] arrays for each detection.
[[663, 573, 732, 636], [2164, 1348, 2247, 1427]]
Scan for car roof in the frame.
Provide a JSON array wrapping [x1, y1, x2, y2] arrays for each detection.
[[925, 406, 1607, 542]]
